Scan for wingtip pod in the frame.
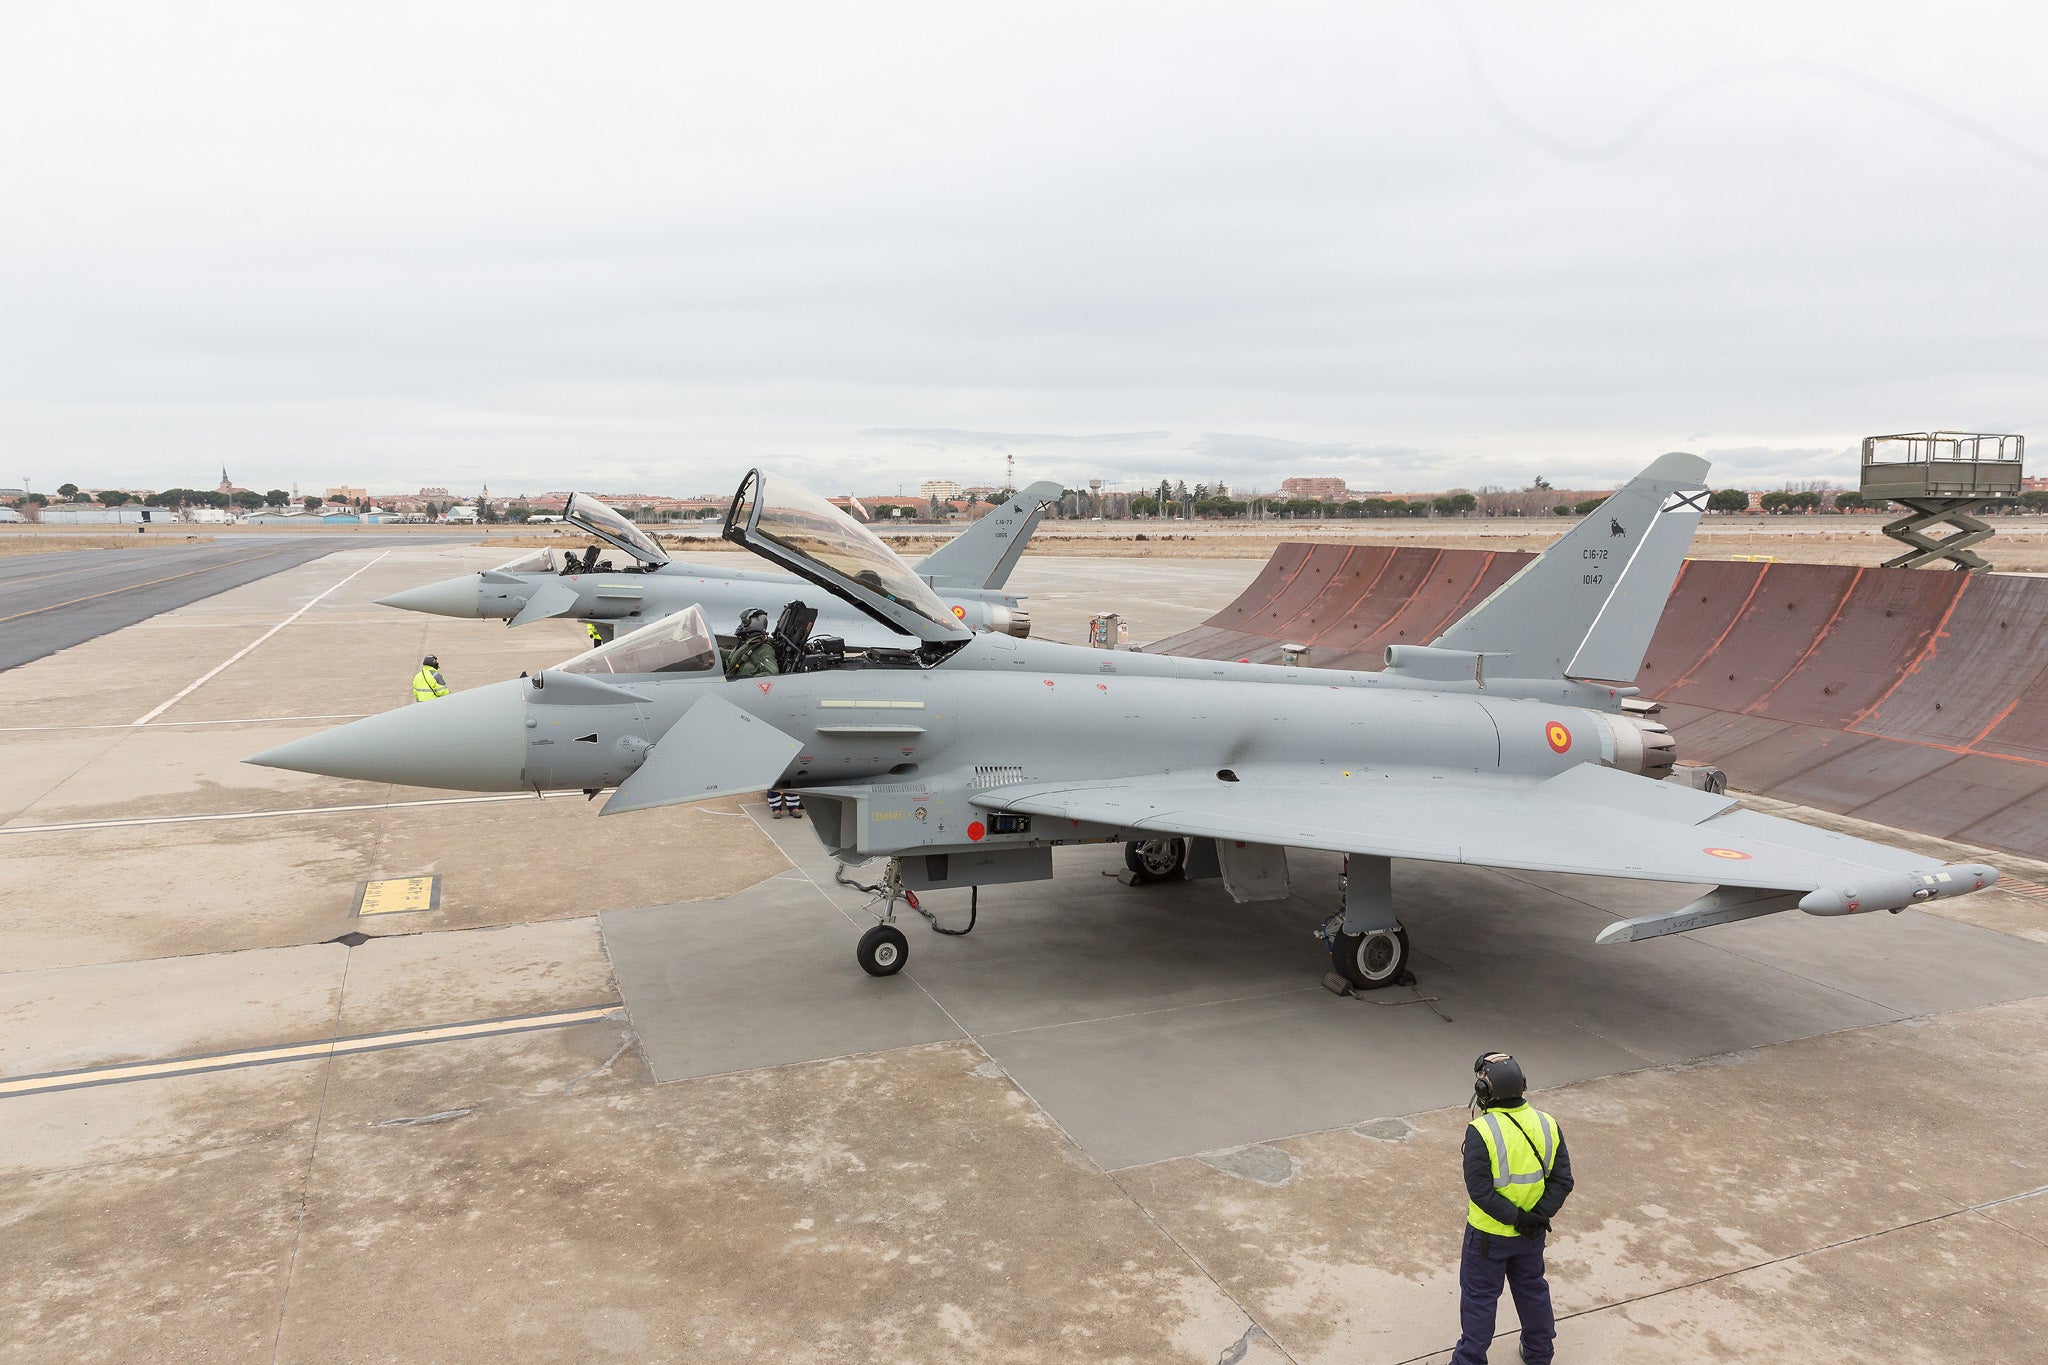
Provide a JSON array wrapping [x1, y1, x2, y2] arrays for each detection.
[[1798, 863, 1999, 916]]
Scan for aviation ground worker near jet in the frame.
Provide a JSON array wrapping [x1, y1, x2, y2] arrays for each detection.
[[409, 655, 449, 702], [252, 459, 2000, 984], [1452, 1052, 1572, 1365]]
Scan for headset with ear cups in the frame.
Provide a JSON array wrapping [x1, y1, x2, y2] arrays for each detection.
[[1473, 1051, 1526, 1108]]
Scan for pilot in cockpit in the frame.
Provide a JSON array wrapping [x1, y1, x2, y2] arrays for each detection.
[[722, 609, 779, 680]]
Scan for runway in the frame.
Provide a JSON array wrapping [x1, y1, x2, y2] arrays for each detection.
[[0, 535, 464, 672]]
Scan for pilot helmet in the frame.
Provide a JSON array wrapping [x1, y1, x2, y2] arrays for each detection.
[[1473, 1051, 1526, 1107], [738, 608, 770, 636]]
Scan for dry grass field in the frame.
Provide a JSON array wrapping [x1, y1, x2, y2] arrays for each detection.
[[0, 530, 217, 556]]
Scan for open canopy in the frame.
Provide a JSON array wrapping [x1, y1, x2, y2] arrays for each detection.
[[564, 492, 670, 568], [723, 470, 970, 645]]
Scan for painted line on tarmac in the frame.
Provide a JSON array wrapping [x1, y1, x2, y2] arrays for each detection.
[[0, 548, 287, 625], [0, 714, 372, 733], [0, 1005, 622, 1098], [0, 789, 586, 836], [132, 550, 392, 725]]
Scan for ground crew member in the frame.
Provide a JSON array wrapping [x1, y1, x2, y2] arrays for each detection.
[[1451, 1052, 1574, 1365], [411, 655, 450, 703], [585, 622, 604, 649]]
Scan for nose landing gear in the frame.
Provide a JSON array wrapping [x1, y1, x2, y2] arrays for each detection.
[[856, 922, 909, 976], [836, 858, 977, 977]]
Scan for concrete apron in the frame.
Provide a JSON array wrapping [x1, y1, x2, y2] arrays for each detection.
[[2, 543, 2045, 1361]]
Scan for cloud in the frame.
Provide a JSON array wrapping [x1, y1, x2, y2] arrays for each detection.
[[0, 3, 2043, 496]]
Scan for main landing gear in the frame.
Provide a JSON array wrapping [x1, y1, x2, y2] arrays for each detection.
[[1124, 837, 1187, 883], [1325, 924, 1411, 990], [1118, 839, 1415, 991]]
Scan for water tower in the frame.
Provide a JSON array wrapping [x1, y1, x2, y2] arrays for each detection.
[[1860, 431, 2024, 572]]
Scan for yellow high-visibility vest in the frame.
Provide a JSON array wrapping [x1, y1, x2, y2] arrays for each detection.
[[411, 667, 449, 702], [1467, 1103, 1560, 1236]]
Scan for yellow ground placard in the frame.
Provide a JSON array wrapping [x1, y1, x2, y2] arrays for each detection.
[[357, 875, 441, 917]]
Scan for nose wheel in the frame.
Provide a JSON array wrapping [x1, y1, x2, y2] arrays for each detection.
[[1330, 924, 1410, 990], [856, 923, 908, 976]]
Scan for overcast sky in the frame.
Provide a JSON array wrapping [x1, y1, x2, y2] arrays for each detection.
[[3, 2, 2044, 498]]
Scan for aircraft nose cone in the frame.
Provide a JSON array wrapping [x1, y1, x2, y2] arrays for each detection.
[[244, 680, 528, 791], [377, 575, 485, 619]]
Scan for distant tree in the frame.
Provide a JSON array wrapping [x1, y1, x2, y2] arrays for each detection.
[[303, 495, 324, 511], [1172, 480, 1188, 500], [20, 492, 49, 506], [98, 490, 132, 506], [1759, 491, 1794, 513], [506, 505, 534, 522], [1433, 492, 1478, 516], [2019, 490, 2048, 513], [57, 482, 79, 498], [1529, 474, 1553, 490], [1706, 488, 1750, 513], [1553, 504, 1571, 516], [1574, 497, 1604, 515], [479, 502, 501, 523], [1131, 495, 1159, 516], [230, 490, 265, 510], [264, 489, 290, 508], [1832, 491, 1867, 512]]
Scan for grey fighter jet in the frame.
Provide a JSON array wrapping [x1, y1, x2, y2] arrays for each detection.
[[251, 457, 1999, 983], [376, 482, 1062, 645]]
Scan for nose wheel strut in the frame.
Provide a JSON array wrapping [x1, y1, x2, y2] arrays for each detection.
[[838, 859, 977, 977]]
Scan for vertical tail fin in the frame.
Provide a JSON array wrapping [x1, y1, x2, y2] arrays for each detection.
[[1434, 453, 1710, 682], [915, 480, 1063, 590]]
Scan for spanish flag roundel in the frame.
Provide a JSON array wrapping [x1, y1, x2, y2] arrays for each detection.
[[1703, 847, 1751, 861], [1545, 721, 1572, 753]]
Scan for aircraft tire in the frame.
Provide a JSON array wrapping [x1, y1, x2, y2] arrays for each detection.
[[857, 924, 909, 977], [1124, 837, 1188, 883], [1332, 925, 1409, 990]]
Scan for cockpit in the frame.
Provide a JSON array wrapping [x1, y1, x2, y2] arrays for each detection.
[[563, 492, 670, 574], [724, 471, 972, 651], [492, 548, 558, 575], [559, 605, 719, 676]]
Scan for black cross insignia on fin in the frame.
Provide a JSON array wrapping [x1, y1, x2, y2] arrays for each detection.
[[1663, 489, 1709, 513]]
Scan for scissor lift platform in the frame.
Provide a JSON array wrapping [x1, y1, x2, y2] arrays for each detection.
[[1861, 431, 2024, 572]]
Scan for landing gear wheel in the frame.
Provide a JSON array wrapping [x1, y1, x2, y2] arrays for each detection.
[[856, 924, 909, 977], [1124, 837, 1188, 883], [1332, 925, 1410, 990]]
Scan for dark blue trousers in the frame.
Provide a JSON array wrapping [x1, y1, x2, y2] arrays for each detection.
[[1450, 1225, 1555, 1364]]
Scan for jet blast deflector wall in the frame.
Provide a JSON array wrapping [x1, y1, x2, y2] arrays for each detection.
[[1151, 544, 2048, 862]]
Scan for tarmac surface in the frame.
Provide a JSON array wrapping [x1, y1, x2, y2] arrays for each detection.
[[0, 536, 460, 673], [2, 542, 2045, 1362]]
